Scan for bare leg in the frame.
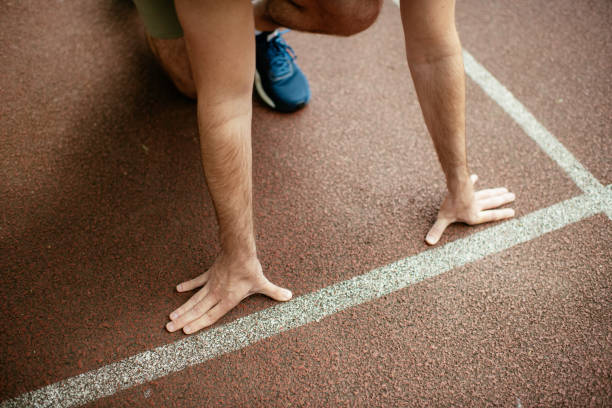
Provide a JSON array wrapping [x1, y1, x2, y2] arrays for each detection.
[[257, 0, 383, 36], [253, 0, 282, 31], [149, 0, 383, 99], [146, 33, 196, 99]]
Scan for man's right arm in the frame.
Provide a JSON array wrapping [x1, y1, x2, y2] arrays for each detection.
[[166, 0, 292, 336]]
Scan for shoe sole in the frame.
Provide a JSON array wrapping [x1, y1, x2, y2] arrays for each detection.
[[254, 69, 276, 110]]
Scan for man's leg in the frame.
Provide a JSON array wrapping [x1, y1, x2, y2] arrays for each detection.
[[146, 35, 196, 99], [254, 0, 383, 37], [133, 0, 196, 99]]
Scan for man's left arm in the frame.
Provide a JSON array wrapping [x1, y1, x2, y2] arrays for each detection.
[[400, 0, 516, 245]]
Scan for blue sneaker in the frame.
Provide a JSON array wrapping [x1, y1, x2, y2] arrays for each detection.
[[255, 29, 310, 113]]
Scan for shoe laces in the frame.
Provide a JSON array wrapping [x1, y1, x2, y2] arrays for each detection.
[[266, 29, 297, 77]]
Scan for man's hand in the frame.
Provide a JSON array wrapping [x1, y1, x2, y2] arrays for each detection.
[[166, 256, 292, 334], [425, 174, 515, 245]]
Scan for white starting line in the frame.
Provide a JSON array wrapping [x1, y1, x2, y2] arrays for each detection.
[[3, 2, 611, 407], [3, 187, 610, 408]]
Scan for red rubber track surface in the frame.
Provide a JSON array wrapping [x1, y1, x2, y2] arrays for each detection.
[[1, 0, 610, 405]]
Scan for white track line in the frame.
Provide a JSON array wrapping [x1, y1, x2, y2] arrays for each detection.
[[462, 50, 611, 219], [3, 2, 611, 407], [2, 189, 610, 408], [461, 51, 606, 196]]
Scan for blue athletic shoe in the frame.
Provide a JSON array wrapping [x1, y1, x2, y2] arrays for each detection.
[[255, 29, 310, 113]]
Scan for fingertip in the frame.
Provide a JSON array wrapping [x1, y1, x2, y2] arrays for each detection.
[[260, 282, 293, 302], [281, 288, 293, 301], [273, 287, 293, 302], [166, 321, 176, 332], [170, 311, 179, 320], [470, 174, 478, 184], [177, 282, 191, 292], [509, 208, 516, 217], [425, 235, 438, 246]]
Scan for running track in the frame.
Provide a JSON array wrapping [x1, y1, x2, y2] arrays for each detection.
[[1, 0, 610, 406]]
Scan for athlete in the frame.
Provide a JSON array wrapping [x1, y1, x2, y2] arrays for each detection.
[[133, 0, 516, 335]]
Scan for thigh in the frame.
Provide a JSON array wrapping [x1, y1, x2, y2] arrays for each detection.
[[133, 0, 184, 39]]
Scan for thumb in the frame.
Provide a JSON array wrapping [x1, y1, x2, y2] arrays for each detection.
[[257, 280, 293, 302], [425, 217, 452, 246]]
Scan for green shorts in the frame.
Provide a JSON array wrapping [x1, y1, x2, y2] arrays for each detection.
[[133, 0, 183, 39]]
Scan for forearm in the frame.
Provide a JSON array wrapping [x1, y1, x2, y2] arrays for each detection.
[[176, 0, 258, 261], [198, 111, 256, 261], [408, 50, 469, 193], [400, 0, 516, 245], [400, 0, 469, 194]]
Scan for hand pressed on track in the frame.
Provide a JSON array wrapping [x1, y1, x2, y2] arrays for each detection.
[[425, 174, 516, 245], [166, 256, 292, 334]]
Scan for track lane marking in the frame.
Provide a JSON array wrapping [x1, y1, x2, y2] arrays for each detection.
[[2, 189, 610, 408], [461, 51, 605, 196]]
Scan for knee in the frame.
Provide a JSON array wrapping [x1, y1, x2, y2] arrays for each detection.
[[171, 74, 197, 100], [146, 34, 197, 99], [320, 0, 383, 36], [266, 0, 382, 37]]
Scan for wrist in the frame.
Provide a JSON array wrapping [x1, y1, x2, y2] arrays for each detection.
[[219, 239, 258, 265], [218, 221, 257, 261], [220, 246, 257, 264], [218, 250, 259, 270], [214, 251, 262, 279], [445, 166, 471, 195]]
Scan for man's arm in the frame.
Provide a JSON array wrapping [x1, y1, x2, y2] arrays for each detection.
[[166, 0, 291, 335], [400, 0, 515, 245]]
